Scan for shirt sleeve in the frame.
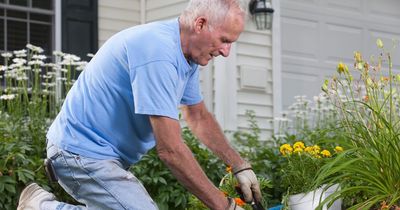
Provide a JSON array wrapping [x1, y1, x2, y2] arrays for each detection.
[[131, 61, 180, 120], [180, 68, 203, 105]]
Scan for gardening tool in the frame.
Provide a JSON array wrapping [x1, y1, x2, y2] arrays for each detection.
[[235, 186, 265, 210]]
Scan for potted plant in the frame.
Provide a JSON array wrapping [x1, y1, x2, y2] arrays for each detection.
[[187, 166, 272, 210], [314, 39, 400, 209], [279, 141, 343, 210]]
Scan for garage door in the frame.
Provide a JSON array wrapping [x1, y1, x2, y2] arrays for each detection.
[[280, 0, 400, 108]]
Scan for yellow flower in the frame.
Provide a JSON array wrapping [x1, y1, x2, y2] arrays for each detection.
[[293, 141, 305, 149], [337, 62, 349, 74], [313, 145, 321, 152], [376, 38, 384, 49], [321, 150, 332, 158], [304, 146, 313, 154], [293, 148, 303, 154], [226, 166, 232, 173], [322, 79, 329, 93], [354, 51, 362, 63], [305, 145, 321, 156], [334, 146, 343, 153], [280, 144, 293, 156]]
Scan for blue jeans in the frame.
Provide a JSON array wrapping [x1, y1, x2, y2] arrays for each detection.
[[46, 144, 158, 210]]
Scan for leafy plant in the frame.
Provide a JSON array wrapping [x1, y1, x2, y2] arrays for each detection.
[[187, 166, 272, 210], [314, 38, 400, 210], [233, 110, 286, 207], [279, 141, 343, 195], [130, 127, 225, 210], [0, 44, 88, 209]]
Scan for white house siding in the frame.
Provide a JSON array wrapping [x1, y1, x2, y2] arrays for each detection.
[[280, 0, 400, 109], [98, 0, 141, 46], [236, 27, 274, 138], [146, 0, 187, 22]]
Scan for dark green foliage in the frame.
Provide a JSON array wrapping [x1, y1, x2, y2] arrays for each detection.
[[232, 110, 285, 207], [130, 127, 225, 210], [0, 114, 77, 209]]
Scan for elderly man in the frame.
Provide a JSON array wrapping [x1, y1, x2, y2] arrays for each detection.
[[17, 0, 261, 209]]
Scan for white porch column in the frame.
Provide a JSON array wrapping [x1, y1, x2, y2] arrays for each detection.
[[54, 0, 62, 102], [272, 0, 282, 133], [213, 43, 238, 131]]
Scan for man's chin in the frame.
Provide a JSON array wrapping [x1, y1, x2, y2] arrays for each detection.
[[193, 60, 208, 66], [198, 62, 209, 66]]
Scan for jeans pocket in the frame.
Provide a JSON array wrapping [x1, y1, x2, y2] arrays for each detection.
[[53, 151, 82, 195]]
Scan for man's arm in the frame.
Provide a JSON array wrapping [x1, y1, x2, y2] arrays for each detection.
[[149, 115, 229, 210], [182, 102, 262, 203], [181, 101, 245, 168]]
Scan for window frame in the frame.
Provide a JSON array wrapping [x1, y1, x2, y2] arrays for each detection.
[[0, 0, 55, 53]]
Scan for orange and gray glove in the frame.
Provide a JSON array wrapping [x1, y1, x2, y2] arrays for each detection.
[[226, 197, 245, 210], [233, 162, 262, 203]]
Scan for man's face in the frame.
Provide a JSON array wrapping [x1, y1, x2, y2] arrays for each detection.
[[190, 13, 244, 66]]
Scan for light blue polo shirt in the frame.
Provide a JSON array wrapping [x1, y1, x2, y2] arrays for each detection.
[[46, 18, 203, 166]]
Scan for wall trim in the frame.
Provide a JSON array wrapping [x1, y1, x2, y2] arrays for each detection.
[[272, 0, 282, 133], [140, 0, 146, 24], [55, 0, 61, 51], [214, 43, 238, 131]]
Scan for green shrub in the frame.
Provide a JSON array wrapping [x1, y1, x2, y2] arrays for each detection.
[[0, 45, 86, 209], [131, 127, 225, 210], [233, 110, 285, 207]]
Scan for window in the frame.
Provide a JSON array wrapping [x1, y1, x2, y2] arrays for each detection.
[[0, 0, 54, 54]]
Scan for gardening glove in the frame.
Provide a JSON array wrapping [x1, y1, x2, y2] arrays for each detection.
[[226, 197, 245, 210], [233, 162, 262, 203]]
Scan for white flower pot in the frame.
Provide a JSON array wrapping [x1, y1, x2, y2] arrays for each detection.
[[288, 184, 342, 210]]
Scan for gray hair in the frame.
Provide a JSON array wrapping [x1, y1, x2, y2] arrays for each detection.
[[180, 0, 247, 31]]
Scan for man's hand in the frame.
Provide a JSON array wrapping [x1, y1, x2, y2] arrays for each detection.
[[226, 198, 245, 210], [233, 163, 262, 203]]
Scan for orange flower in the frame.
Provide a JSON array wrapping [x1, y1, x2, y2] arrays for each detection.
[[234, 197, 246, 206], [226, 166, 232, 173], [363, 95, 369, 102], [381, 76, 390, 82]]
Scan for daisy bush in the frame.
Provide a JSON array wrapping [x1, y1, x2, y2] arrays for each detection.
[[274, 93, 338, 140], [0, 44, 88, 209]]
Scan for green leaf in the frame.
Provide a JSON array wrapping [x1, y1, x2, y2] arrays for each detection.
[[4, 184, 15, 194]]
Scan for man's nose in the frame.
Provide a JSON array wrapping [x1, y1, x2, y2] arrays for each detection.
[[219, 43, 231, 57]]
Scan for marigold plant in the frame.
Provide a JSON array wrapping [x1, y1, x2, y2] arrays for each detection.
[[280, 141, 343, 195]]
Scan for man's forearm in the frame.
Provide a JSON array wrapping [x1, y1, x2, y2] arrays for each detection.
[[185, 109, 246, 168], [150, 116, 228, 210]]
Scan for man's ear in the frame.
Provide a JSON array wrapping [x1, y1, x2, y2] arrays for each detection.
[[194, 17, 207, 33]]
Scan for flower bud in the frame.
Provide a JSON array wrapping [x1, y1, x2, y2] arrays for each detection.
[[376, 38, 384, 49]]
